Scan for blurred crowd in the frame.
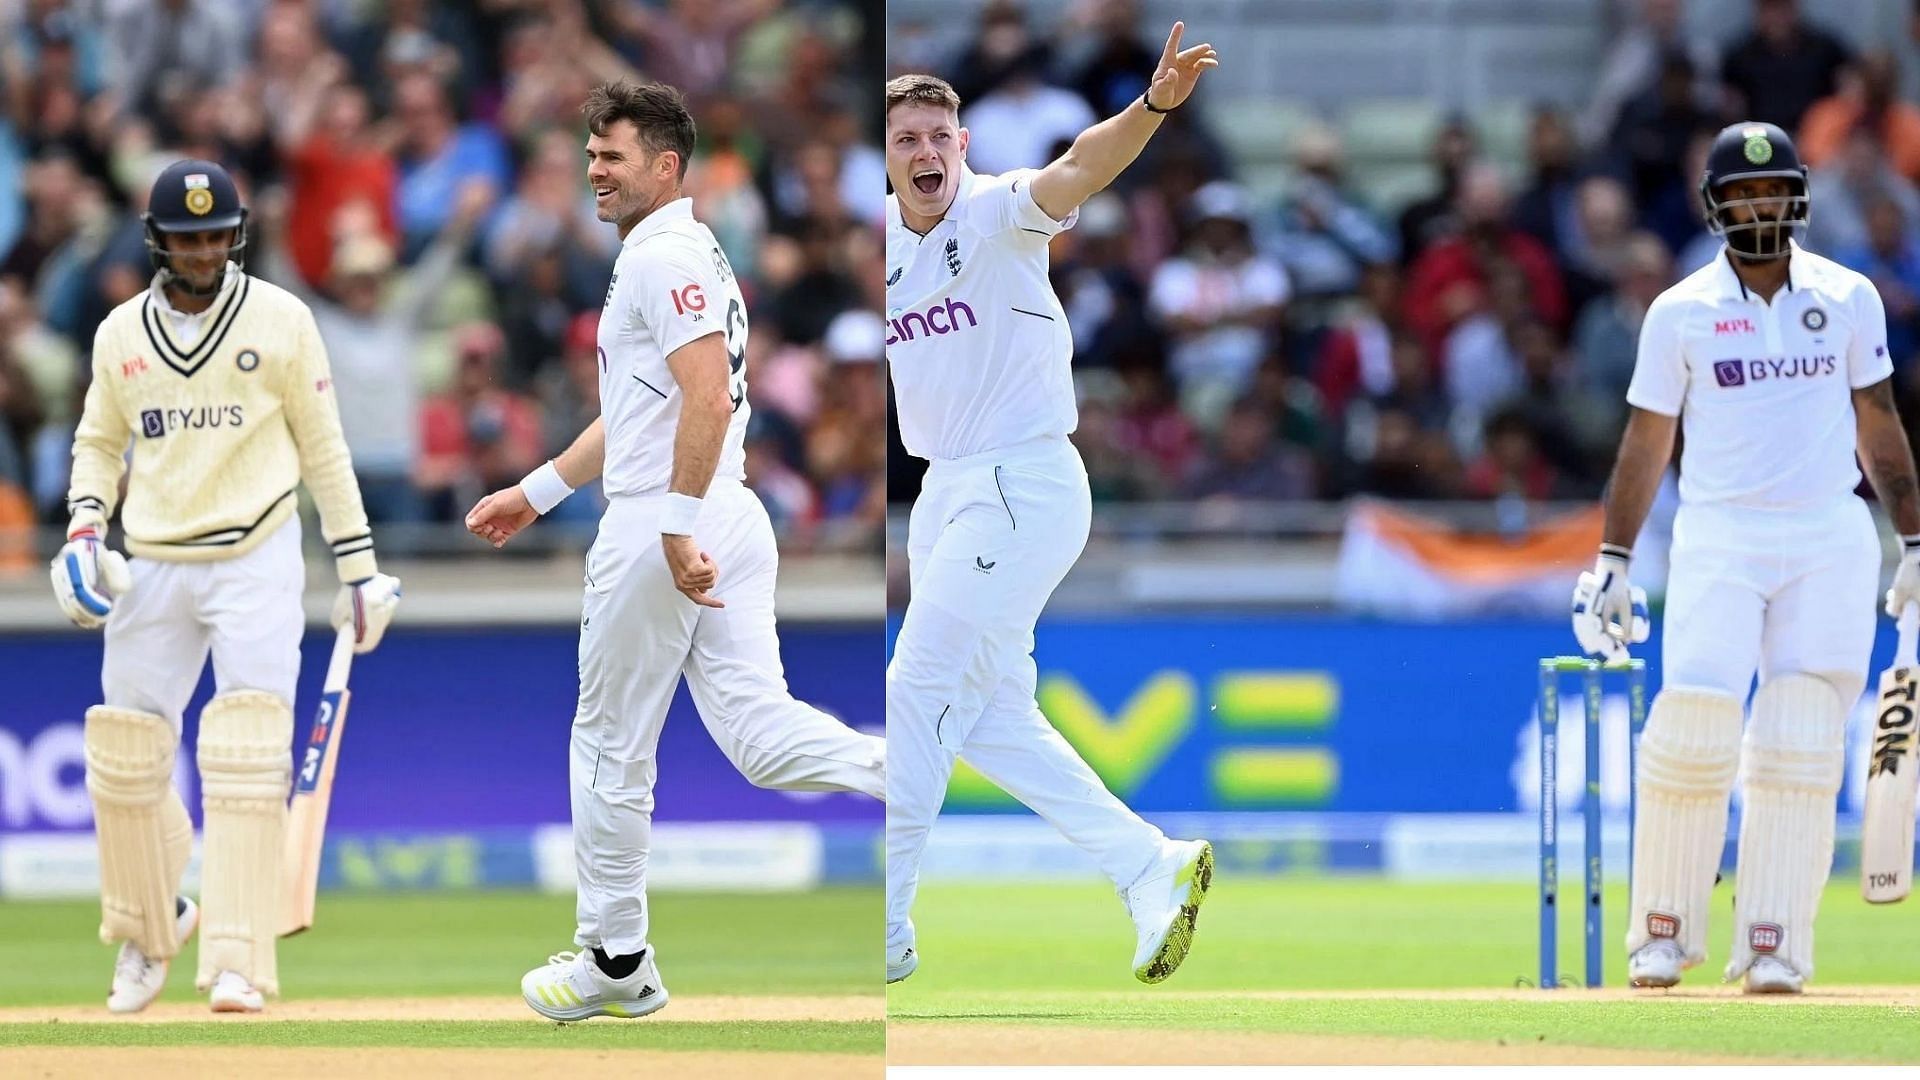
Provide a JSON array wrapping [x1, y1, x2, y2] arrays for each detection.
[[886, 0, 1920, 509], [0, 0, 886, 556]]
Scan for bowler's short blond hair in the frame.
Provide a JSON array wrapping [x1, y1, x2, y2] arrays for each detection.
[[885, 74, 962, 121]]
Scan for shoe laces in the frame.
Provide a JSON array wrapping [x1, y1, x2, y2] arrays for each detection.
[[545, 950, 582, 969], [114, 945, 153, 983]]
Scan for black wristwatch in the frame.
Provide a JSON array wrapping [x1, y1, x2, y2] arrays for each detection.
[[1142, 94, 1175, 114]]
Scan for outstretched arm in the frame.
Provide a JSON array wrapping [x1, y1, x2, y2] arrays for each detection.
[[1028, 22, 1218, 222]]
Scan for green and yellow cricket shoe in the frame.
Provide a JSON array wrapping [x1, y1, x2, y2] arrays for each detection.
[[521, 946, 669, 1021], [1124, 839, 1214, 984]]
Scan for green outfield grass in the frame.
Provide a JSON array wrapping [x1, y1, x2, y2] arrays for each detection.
[[889, 877, 1920, 1063], [0, 887, 880, 1054]]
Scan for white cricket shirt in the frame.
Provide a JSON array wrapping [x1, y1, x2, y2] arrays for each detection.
[[1627, 241, 1892, 509], [598, 198, 750, 497], [886, 166, 1078, 461]]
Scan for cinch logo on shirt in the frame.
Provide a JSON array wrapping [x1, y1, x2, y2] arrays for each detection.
[[138, 405, 244, 437], [1712, 356, 1838, 388], [1714, 318, 1756, 335], [886, 297, 978, 345]]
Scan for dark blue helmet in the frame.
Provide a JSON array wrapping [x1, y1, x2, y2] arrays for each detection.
[[142, 159, 249, 292], [1699, 121, 1808, 261]]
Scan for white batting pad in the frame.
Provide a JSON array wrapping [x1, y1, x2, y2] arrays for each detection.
[[85, 705, 185, 958], [1726, 672, 1846, 982], [194, 691, 292, 995], [1627, 687, 1743, 966]]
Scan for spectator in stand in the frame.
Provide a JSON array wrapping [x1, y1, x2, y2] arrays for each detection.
[[1610, 49, 1716, 248], [1578, 0, 1720, 152], [1502, 317, 1606, 484], [1804, 125, 1920, 258], [1403, 163, 1567, 358], [1440, 260, 1531, 429], [942, 0, 1042, 106], [418, 322, 544, 521], [1671, 128, 1729, 273], [1835, 195, 1920, 373], [1463, 406, 1562, 500], [1076, 387, 1164, 502], [277, 56, 398, 289], [1055, 193, 1159, 370], [1116, 364, 1202, 493], [1314, 262, 1403, 418], [1061, 0, 1158, 118], [1149, 181, 1291, 432], [1560, 176, 1638, 320], [1573, 231, 1675, 411], [1798, 49, 1920, 184], [1514, 108, 1583, 263], [105, 0, 246, 119], [1188, 397, 1316, 502], [1398, 116, 1479, 265], [1719, 0, 1852, 133], [1272, 124, 1398, 302], [390, 70, 510, 261], [962, 53, 1097, 176], [258, 181, 494, 523]]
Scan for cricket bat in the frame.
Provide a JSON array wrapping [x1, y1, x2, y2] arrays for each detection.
[[280, 626, 356, 936], [1862, 603, 1920, 903]]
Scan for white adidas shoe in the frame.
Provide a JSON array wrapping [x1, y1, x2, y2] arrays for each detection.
[[209, 969, 265, 1013], [1627, 939, 1685, 988], [107, 896, 199, 1014], [1123, 838, 1214, 984], [1743, 956, 1805, 994], [522, 947, 669, 1021], [887, 944, 918, 984]]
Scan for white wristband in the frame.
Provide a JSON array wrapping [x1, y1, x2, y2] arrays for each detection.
[[660, 492, 702, 536], [519, 461, 573, 516]]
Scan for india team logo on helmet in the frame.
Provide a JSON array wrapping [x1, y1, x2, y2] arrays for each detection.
[[1700, 121, 1808, 262], [1742, 129, 1773, 165]]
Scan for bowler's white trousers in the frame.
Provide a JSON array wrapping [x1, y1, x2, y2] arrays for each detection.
[[886, 436, 1165, 952], [571, 480, 885, 956], [104, 516, 304, 729]]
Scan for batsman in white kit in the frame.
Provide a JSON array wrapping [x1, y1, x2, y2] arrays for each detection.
[[883, 25, 1220, 987], [1573, 122, 1920, 993], [54, 159, 401, 1013], [464, 82, 885, 1020]]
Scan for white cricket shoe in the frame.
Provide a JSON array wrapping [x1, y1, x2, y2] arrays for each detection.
[[1743, 956, 1805, 994], [521, 947, 668, 1021], [887, 944, 918, 984], [107, 896, 199, 1014], [1123, 838, 1214, 984], [208, 969, 265, 1013], [1627, 939, 1685, 988]]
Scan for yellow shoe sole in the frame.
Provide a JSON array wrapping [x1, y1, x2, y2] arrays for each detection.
[[1134, 842, 1214, 984]]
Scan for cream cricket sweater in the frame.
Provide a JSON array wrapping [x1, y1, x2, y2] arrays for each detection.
[[67, 266, 377, 582]]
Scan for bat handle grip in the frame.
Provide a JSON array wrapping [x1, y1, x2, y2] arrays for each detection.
[[324, 624, 355, 691], [1899, 603, 1920, 668]]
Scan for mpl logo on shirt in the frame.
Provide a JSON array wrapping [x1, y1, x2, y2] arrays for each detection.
[[1712, 356, 1838, 388], [886, 296, 978, 346]]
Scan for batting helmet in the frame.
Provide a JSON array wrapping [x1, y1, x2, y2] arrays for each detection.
[[1699, 121, 1809, 261], [142, 159, 249, 292]]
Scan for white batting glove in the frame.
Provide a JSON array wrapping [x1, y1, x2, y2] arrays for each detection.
[[332, 572, 402, 654], [1571, 544, 1649, 663], [1886, 535, 1920, 617], [49, 527, 132, 630]]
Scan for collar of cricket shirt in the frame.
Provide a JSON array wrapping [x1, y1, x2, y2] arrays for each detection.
[[1714, 239, 1801, 302], [622, 197, 695, 248]]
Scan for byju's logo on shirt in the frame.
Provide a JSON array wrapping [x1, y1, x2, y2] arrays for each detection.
[[1713, 356, 1838, 388], [139, 405, 244, 437], [887, 297, 978, 345]]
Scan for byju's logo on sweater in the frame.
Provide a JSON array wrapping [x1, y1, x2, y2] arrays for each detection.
[[139, 405, 244, 437]]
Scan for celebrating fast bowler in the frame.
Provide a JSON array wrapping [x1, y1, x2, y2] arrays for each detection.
[[883, 24, 1219, 986], [1573, 121, 1920, 992], [464, 81, 886, 1021], [57, 159, 401, 1013]]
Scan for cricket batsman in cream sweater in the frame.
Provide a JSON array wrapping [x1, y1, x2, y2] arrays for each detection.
[[52, 159, 401, 1014]]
